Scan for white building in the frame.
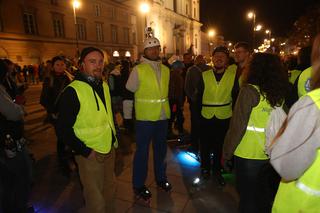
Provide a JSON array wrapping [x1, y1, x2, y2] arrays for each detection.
[[122, 0, 202, 58]]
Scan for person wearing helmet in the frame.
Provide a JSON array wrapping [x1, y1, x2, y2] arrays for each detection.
[[196, 46, 239, 186], [126, 37, 172, 201]]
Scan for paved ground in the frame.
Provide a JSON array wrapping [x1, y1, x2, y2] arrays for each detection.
[[24, 84, 239, 213]]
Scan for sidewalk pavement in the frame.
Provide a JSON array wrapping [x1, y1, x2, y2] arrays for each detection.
[[24, 84, 238, 213]]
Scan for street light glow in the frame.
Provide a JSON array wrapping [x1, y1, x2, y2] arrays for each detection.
[[72, 0, 81, 9], [271, 38, 275, 42], [208, 29, 216, 37], [247, 11, 255, 19], [255, 24, 262, 31], [140, 2, 150, 14], [265, 29, 270, 34]]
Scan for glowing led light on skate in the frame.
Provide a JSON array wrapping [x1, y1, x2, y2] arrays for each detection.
[[177, 151, 200, 167], [193, 177, 200, 184]]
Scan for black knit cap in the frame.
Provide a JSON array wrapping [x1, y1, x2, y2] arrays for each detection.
[[212, 46, 229, 56], [79, 47, 104, 63]]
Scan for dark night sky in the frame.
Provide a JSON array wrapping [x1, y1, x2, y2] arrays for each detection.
[[200, 0, 318, 42]]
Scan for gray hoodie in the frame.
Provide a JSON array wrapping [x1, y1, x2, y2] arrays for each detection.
[[0, 84, 24, 121]]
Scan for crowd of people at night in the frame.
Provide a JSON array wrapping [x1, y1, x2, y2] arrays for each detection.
[[1, 31, 320, 213]]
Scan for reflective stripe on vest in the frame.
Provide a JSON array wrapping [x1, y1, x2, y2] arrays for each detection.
[[201, 64, 236, 119], [296, 181, 320, 197], [134, 63, 170, 121], [247, 126, 265, 132], [69, 80, 118, 154], [136, 98, 168, 103], [234, 84, 271, 160]]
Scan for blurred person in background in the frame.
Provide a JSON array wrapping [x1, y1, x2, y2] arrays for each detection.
[[40, 56, 73, 176], [185, 55, 211, 154], [168, 60, 185, 139]]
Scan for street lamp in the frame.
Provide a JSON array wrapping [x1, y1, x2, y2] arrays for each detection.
[[255, 24, 263, 32], [247, 11, 256, 48], [265, 29, 271, 39], [208, 29, 216, 55], [140, 1, 150, 38], [72, 0, 81, 57]]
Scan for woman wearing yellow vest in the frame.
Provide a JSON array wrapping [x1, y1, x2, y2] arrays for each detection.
[[223, 53, 288, 213], [268, 33, 320, 213]]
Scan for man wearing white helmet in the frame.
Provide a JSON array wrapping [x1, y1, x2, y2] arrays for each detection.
[[126, 37, 172, 202]]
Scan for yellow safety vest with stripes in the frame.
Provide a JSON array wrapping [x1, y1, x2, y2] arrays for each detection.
[[234, 85, 272, 160], [201, 64, 237, 119], [134, 63, 170, 121], [298, 67, 312, 98], [69, 80, 118, 154], [272, 88, 320, 213]]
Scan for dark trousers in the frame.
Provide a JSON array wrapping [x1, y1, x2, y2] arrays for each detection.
[[200, 116, 230, 172], [189, 102, 201, 152], [169, 100, 184, 134], [132, 120, 168, 188], [1, 148, 32, 213], [235, 156, 274, 213]]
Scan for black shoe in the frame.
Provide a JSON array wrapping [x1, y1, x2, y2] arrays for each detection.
[[157, 181, 172, 192], [134, 186, 152, 200], [27, 205, 35, 213], [201, 169, 210, 180], [215, 172, 226, 186]]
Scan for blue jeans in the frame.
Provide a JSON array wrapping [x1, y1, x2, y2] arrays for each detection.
[[132, 120, 168, 188]]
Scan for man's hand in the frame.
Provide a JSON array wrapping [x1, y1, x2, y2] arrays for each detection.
[[87, 150, 96, 160]]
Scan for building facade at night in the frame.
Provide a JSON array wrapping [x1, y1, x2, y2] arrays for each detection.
[[0, 0, 137, 65], [128, 0, 202, 57], [0, 0, 202, 65]]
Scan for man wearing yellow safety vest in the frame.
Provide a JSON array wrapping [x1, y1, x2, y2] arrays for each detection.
[[269, 33, 320, 213], [126, 37, 171, 202], [197, 46, 239, 185], [57, 47, 118, 213]]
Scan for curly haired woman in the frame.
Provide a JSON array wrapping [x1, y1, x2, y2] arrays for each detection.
[[223, 53, 289, 213]]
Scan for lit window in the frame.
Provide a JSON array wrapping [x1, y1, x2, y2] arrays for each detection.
[[111, 7, 116, 20], [94, 4, 101, 17], [23, 12, 37, 35], [52, 13, 65, 37], [111, 24, 118, 43], [123, 27, 129, 44], [50, 0, 58, 5], [76, 18, 86, 40], [96, 22, 103, 41]]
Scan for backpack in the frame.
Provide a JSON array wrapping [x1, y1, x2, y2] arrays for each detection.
[[265, 106, 287, 154]]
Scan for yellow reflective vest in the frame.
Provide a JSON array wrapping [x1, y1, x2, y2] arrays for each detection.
[[272, 88, 320, 213], [234, 85, 272, 160], [288, 69, 302, 84], [134, 63, 170, 121], [69, 80, 118, 154], [201, 64, 237, 119], [298, 67, 312, 98]]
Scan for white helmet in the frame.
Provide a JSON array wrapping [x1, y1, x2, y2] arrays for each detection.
[[143, 37, 161, 49]]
